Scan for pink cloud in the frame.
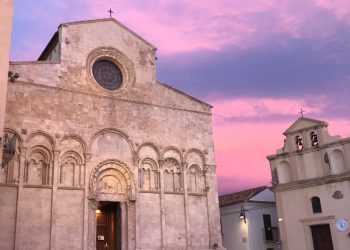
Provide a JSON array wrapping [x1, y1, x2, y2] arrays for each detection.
[[212, 97, 325, 121], [14, 0, 350, 57], [212, 96, 350, 194], [73, 0, 350, 54], [313, 0, 350, 24]]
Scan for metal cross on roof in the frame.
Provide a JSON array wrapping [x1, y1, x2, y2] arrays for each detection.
[[299, 108, 305, 117], [108, 8, 114, 18]]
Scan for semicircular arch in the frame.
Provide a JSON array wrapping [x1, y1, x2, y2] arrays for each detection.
[[88, 128, 135, 155], [26, 130, 56, 150], [89, 159, 135, 200]]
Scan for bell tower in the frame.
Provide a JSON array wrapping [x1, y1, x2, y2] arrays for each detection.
[[0, 0, 14, 166]]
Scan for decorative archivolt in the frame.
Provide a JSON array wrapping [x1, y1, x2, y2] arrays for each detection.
[[187, 164, 205, 193], [89, 159, 135, 200], [86, 46, 136, 92], [139, 158, 159, 191], [184, 148, 206, 167], [25, 146, 53, 185], [163, 157, 183, 192], [60, 134, 87, 154], [26, 130, 56, 150], [59, 151, 84, 187], [137, 142, 160, 160], [162, 146, 183, 163]]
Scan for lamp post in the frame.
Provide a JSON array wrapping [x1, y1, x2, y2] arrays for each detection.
[[239, 206, 246, 224]]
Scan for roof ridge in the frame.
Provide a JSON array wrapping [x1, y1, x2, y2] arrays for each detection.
[[156, 80, 213, 108]]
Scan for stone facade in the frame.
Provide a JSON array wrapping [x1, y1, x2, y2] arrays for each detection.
[[267, 117, 350, 250], [0, 19, 224, 250], [0, 0, 14, 167]]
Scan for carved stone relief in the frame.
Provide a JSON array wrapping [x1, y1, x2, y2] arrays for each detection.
[[89, 159, 135, 201]]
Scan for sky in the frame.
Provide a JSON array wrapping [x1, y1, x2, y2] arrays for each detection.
[[10, 0, 350, 194]]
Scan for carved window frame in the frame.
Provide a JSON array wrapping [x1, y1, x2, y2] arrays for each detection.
[[86, 47, 136, 94]]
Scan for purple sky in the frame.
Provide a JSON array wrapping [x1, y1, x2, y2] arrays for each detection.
[[10, 0, 350, 194]]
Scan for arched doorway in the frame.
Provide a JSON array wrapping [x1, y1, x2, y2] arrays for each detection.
[[88, 159, 136, 250]]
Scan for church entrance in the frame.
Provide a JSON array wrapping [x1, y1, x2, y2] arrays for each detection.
[[310, 224, 334, 250], [96, 202, 121, 250]]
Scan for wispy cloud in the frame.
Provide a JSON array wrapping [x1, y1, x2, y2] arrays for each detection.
[[212, 96, 350, 194], [10, 0, 350, 194]]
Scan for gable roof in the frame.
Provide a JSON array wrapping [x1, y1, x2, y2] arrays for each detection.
[[156, 81, 212, 108], [59, 18, 156, 49], [219, 186, 268, 206], [283, 117, 328, 135], [38, 31, 59, 61]]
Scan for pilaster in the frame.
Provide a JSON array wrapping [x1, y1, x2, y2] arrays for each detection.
[[158, 159, 165, 248], [14, 146, 27, 250], [182, 162, 191, 248], [0, 0, 14, 168], [50, 149, 60, 250]]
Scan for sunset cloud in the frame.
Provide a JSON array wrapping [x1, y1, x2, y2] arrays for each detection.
[[211, 97, 350, 193], [10, 0, 350, 194]]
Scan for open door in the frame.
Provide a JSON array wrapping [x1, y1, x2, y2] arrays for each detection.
[[96, 202, 121, 250]]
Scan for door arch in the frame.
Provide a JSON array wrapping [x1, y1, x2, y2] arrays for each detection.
[[88, 159, 136, 250]]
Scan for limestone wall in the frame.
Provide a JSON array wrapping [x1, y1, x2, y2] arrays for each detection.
[[0, 0, 14, 167], [1, 19, 223, 250], [0, 186, 17, 250]]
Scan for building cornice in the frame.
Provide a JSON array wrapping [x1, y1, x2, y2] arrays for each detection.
[[267, 138, 350, 160], [272, 172, 350, 192]]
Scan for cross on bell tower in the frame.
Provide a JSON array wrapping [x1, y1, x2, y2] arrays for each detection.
[[108, 8, 114, 18], [299, 108, 305, 117]]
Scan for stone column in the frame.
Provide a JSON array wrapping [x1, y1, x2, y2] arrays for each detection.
[[182, 162, 191, 248], [50, 150, 60, 250], [120, 202, 128, 250], [0, 0, 14, 167], [205, 164, 225, 249], [14, 146, 27, 250], [158, 160, 165, 249], [83, 152, 91, 250], [127, 201, 136, 250], [135, 159, 141, 250], [87, 198, 98, 250]]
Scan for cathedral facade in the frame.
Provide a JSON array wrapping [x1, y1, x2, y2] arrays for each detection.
[[0, 19, 224, 250]]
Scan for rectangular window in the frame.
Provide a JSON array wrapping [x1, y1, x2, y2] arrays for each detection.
[[263, 214, 273, 241]]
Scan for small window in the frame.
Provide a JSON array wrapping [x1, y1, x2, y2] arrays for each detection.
[[310, 131, 319, 146], [311, 196, 322, 213], [263, 214, 273, 241], [295, 136, 303, 150]]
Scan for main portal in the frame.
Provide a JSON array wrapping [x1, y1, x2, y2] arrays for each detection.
[[96, 202, 121, 250]]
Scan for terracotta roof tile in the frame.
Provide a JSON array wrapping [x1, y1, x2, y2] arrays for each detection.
[[219, 186, 268, 206]]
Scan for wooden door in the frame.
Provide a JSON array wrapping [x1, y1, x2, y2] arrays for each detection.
[[96, 202, 121, 250], [311, 224, 334, 250]]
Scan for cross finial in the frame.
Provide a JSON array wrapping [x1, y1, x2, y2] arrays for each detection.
[[108, 8, 114, 18], [299, 108, 305, 117]]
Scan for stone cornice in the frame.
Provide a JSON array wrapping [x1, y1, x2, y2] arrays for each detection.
[[267, 138, 350, 160], [10, 80, 212, 116], [273, 172, 350, 192]]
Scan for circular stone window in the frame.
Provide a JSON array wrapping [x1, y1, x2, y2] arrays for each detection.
[[92, 60, 123, 91]]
